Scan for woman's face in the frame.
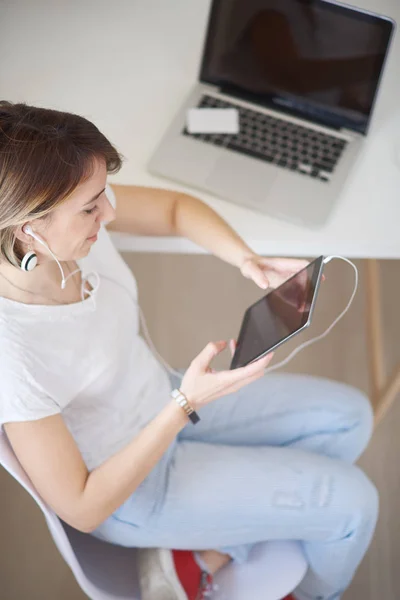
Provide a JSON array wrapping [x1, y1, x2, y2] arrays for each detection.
[[24, 158, 115, 263]]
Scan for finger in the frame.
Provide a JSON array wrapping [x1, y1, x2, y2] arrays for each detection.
[[229, 339, 237, 357], [251, 352, 274, 368], [243, 262, 269, 289], [222, 361, 269, 396], [261, 257, 309, 273], [251, 269, 269, 290], [220, 352, 274, 383], [192, 341, 227, 371], [282, 258, 310, 271], [207, 354, 274, 401]]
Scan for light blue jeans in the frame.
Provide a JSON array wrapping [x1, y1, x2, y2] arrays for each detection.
[[92, 371, 378, 600]]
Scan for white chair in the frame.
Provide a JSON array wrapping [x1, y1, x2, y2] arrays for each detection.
[[0, 427, 308, 600]]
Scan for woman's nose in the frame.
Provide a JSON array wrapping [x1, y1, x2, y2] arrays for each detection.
[[101, 195, 116, 223]]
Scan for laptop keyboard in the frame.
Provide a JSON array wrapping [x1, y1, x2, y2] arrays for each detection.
[[182, 95, 348, 183]]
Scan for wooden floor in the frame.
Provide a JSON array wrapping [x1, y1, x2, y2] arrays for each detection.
[[1, 254, 399, 600]]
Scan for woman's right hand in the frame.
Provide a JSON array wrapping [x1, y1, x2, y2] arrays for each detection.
[[179, 340, 274, 410]]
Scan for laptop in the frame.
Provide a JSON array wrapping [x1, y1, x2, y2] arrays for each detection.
[[147, 0, 395, 229]]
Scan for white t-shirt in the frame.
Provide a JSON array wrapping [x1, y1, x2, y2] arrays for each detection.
[[0, 184, 172, 471]]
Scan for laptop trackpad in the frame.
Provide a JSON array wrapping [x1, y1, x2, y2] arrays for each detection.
[[205, 154, 278, 206]]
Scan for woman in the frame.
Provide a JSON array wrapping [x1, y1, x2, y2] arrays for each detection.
[[0, 101, 377, 600]]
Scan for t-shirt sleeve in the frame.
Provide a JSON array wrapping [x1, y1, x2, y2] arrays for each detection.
[[0, 359, 61, 427], [105, 182, 117, 210]]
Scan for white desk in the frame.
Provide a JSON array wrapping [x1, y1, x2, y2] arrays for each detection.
[[2, 0, 400, 422]]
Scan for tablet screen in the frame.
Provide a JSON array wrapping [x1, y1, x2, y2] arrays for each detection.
[[230, 256, 324, 369]]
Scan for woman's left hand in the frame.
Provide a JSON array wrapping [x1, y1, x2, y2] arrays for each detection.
[[240, 256, 310, 290]]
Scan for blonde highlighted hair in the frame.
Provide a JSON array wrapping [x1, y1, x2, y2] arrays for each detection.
[[0, 101, 124, 267]]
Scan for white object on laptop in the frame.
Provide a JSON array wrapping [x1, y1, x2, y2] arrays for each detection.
[[186, 108, 239, 134]]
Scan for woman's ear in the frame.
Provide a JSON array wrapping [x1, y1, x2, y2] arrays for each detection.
[[13, 223, 33, 246]]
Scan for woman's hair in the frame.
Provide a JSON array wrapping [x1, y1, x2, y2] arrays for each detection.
[[0, 100, 124, 267]]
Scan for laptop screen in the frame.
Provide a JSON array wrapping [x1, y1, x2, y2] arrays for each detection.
[[199, 0, 395, 134]]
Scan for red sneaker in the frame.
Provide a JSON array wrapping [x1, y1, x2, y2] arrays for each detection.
[[282, 595, 296, 600], [137, 547, 214, 600]]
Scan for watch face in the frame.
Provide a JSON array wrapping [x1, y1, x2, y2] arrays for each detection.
[[172, 389, 188, 408]]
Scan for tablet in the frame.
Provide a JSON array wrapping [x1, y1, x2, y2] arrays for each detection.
[[230, 256, 325, 369]]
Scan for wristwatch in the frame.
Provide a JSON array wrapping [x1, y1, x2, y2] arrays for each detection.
[[171, 389, 200, 424]]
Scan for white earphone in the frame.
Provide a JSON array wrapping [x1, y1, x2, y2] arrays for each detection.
[[22, 224, 67, 289], [20, 249, 38, 271]]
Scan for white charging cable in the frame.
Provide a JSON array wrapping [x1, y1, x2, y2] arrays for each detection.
[[137, 255, 359, 378], [264, 255, 358, 374], [137, 304, 184, 378]]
